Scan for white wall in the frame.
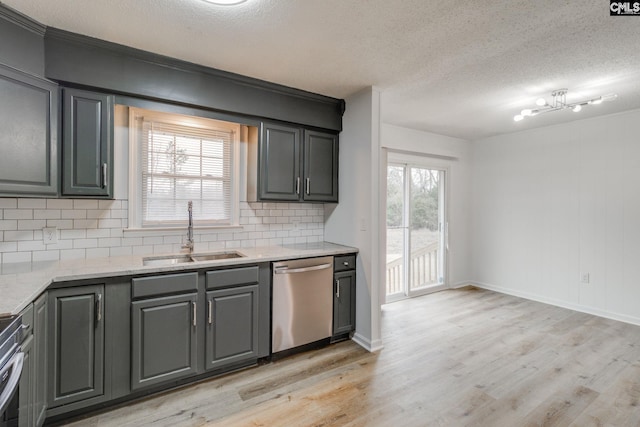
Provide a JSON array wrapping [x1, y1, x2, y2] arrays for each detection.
[[325, 87, 383, 352], [381, 124, 473, 286], [471, 109, 640, 324]]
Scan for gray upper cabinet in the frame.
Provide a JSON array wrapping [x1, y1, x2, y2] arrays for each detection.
[[47, 285, 105, 409], [259, 122, 338, 203], [62, 87, 114, 197], [0, 63, 58, 196], [131, 293, 198, 391], [259, 123, 302, 201], [303, 130, 338, 202], [205, 285, 259, 370]]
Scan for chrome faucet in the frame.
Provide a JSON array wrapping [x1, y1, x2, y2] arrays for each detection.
[[182, 201, 194, 253]]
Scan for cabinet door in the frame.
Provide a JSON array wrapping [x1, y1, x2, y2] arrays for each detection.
[[33, 294, 47, 427], [62, 88, 114, 197], [18, 334, 34, 427], [205, 285, 259, 370], [303, 130, 338, 202], [0, 64, 58, 196], [333, 271, 356, 335], [259, 122, 301, 201], [47, 285, 104, 408], [131, 293, 198, 390]]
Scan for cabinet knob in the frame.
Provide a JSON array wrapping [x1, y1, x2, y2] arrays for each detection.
[[343, 261, 349, 266]]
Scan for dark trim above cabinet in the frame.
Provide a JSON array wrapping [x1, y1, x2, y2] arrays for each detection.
[[44, 28, 345, 132], [62, 87, 114, 198], [0, 63, 58, 197]]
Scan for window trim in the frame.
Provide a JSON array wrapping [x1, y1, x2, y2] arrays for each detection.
[[127, 106, 241, 230]]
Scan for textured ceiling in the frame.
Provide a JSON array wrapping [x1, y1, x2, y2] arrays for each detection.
[[4, 0, 640, 140]]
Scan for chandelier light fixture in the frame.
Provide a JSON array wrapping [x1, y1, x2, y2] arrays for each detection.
[[514, 89, 617, 122]]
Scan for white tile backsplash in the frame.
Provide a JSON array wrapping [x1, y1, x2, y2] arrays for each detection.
[[0, 199, 325, 264]]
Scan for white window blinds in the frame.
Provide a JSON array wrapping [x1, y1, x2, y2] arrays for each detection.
[[135, 113, 236, 227]]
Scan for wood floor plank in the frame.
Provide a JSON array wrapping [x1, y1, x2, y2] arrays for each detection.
[[62, 287, 640, 426]]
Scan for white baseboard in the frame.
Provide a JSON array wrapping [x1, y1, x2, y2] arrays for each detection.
[[451, 281, 474, 289], [352, 332, 384, 353], [471, 281, 640, 327]]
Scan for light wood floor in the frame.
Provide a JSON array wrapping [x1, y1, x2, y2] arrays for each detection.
[[64, 287, 640, 426]]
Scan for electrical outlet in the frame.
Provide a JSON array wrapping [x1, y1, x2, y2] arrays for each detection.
[[43, 227, 58, 245], [580, 272, 590, 284]]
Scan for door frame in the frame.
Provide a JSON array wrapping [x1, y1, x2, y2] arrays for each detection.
[[383, 150, 451, 304]]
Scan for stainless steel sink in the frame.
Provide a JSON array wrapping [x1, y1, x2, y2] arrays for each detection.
[[190, 251, 245, 262], [142, 254, 194, 266], [143, 251, 245, 266]]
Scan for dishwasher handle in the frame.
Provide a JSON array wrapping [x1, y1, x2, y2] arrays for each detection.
[[274, 263, 333, 274]]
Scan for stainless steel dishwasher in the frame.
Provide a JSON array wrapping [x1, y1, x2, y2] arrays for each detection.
[[272, 256, 334, 353]]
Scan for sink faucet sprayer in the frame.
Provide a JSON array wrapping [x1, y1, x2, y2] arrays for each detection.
[[182, 201, 194, 253]]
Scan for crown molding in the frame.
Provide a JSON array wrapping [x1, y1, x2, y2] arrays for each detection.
[[0, 3, 46, 35]]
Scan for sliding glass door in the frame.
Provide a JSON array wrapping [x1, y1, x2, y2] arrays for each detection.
[[386, 162, 445, 302]]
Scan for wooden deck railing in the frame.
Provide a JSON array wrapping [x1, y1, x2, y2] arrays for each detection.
[[386, 241, 439, 295]]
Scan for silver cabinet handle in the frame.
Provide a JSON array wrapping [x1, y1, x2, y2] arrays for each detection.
[[208, 300, 213, 325], [95, 294, 102, 324], [343, 261, 349, 266], [102, 163, 108, 189], [192, 301, 197, 327], [296, 177, 300, 195], [336, 279, 340, 298], [274, 263, 333, 274], [306, 177, 310, 195]]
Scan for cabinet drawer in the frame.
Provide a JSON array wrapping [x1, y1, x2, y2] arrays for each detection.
[[132, 272, 198, 299], [206, 266, 259, 290], [334, 255, 356, 272]]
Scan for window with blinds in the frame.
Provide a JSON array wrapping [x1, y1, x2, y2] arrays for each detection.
[[131, 108, 239, 227]]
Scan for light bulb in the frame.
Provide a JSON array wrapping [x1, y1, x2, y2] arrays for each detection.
[[536, 98, 547, 106], [514, 114, 524, 122], [572, 104, 582, 112], [521, 109, 533, 116]]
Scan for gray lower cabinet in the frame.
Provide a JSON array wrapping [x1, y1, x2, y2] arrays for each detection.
[[62, 87, 114, 197], [18, 334, 34, 427], [47, 285, 105, 409], [0, 63, 58, 196], [18, 303, 34, 427], [259, 122, 338, 203], [131, 293, 198, 390], [33, 293, 47, 426], [205, 285, 259, 370], [333, 255, 356, 337]]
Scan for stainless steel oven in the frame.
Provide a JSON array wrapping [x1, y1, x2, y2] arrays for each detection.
[[0, 315, 23, 427]]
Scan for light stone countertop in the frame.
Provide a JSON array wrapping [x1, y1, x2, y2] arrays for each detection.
[[0, 242, 358, 317]]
